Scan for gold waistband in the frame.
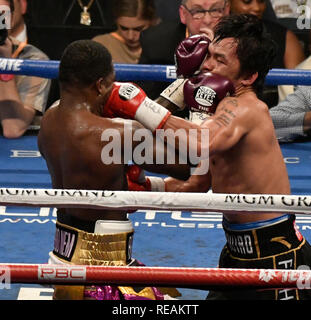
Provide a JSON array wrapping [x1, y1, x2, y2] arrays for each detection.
[[54, 221, 134, 266]]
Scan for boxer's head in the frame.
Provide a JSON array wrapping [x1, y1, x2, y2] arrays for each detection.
[[201, 14, 276, 94], [179, 0, 230, 36], [59, 40, 115, 99]]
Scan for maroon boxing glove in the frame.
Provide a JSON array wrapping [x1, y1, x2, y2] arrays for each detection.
[[183, 72, 235, 115], [175, 34, 211, 78]]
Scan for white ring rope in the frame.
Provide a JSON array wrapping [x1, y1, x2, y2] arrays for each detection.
[[0, 187, 310, 214]]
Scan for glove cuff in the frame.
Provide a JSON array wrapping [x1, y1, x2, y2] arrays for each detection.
[[135, 97, 171, 132], [160, 79, 187, 110], [148, 176, 166, 192]]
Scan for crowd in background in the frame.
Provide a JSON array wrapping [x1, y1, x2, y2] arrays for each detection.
[[1, 0, 311, 142]]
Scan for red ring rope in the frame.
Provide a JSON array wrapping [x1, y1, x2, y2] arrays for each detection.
[[1, 264, 310, 289]]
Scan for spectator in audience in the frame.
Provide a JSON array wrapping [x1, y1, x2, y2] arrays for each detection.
[[9, 0, 27, 42], [229, 0, 305, 107], [0, 0, 51, 138], [93, 0, 159, 64], [138, 0, 230, 99], [278, 29, 311, 102], [270, 86, 311, 142]]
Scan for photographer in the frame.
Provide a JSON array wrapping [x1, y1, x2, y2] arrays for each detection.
[[0, 0, 50, 138]]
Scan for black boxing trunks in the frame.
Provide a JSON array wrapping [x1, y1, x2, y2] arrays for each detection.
[[207, 214, 311, 300], [49, 213, 167, 300]]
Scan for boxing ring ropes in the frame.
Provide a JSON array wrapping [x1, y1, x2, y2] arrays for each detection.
[[2, 57, 311, 293]]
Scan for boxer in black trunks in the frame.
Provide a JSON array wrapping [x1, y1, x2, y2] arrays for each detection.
[[102, 14, 311, 300]]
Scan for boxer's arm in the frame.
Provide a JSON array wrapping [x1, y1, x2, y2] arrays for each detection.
[[139, 162, 191, 181], [164, 167, 211, 192], [162, 97, 250, 157], [137, 136, 192, 181], [129, 120, 192, 181], [206, 98, 251, 155]]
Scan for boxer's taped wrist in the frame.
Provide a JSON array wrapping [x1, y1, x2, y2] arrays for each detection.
[[135, 97, 171, 131], [160, 79, 187, 110], [148, 176, 166, 192], [189, 110, 211, 125]]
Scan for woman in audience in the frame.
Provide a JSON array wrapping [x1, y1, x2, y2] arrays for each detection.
[[93, 0, 159, 64]]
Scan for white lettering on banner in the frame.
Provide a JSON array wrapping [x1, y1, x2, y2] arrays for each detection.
[[171, 211, 222, 222], [10, 150, 41, 158], [284, 157, 300, 164], [0, 208, 310, 230], [38, 265, 86, 281], [0, 206, 56, 217], [166, 66, 177, 79], [0, 58, 22, 72]]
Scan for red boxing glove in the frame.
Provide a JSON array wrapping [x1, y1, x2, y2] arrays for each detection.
[[126, 165, 151, 191], [103, 82, 171, 132], [183, 72, 235, 115], [175, 34, 211, 78], [126, 165, 165, 192]]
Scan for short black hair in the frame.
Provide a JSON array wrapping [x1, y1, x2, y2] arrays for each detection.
[[59, 40, 113, 88], [213, 14, 277, 95]]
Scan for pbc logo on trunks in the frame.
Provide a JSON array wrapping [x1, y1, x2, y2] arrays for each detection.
[[118, 83, 140, 101], [195, 86, 216, 107]]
